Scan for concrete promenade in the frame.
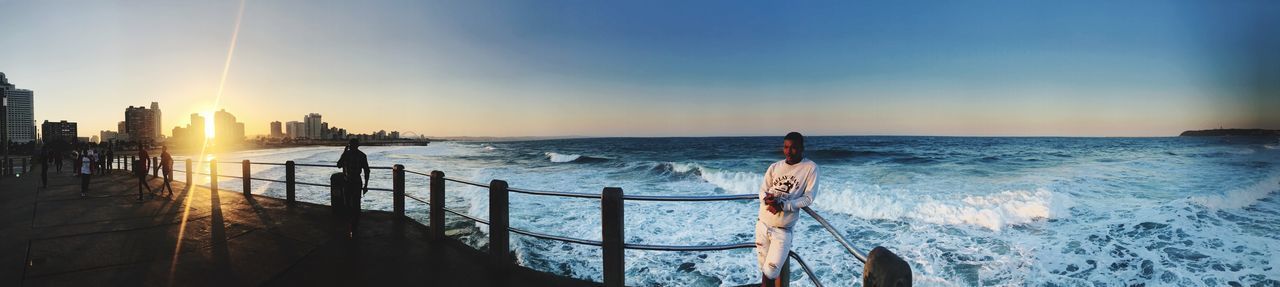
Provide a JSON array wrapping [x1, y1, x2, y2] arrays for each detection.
[[0, 168, 595, 286]]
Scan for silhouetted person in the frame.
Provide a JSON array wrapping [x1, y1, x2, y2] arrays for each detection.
[[106, 145, 115, 171], [79, 149, 94, 197], [135, 143, 152, 201], [53, 146, 63, 173], [97, 147, 107, 175], [160, 146, 174, 197], [336, 138, 370, 238]]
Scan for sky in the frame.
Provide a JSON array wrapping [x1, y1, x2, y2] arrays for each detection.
[[1, 0, 1277, 138]]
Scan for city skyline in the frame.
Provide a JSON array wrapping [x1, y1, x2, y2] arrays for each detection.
[[2, 1, 1278, 138]]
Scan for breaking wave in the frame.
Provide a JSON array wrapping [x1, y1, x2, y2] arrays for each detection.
[[818, 187, 1074, 231], [1189, 173, 1280, 210], [545, 152, 610, 163]]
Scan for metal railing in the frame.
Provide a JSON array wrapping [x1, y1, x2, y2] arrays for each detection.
[[116, 157, 865, 286]]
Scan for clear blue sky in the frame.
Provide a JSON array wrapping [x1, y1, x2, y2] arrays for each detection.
[[1, 0, 1276, 137]]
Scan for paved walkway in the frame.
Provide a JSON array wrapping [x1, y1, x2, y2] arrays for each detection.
[[0, 169, 595, 286]]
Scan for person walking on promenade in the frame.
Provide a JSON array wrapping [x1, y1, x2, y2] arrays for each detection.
[[97, 147, 107, 175], [336, 139, 370, 239], [73, 148, 83, 177], [755, 132, 819, 287], [159, 146, 174, 197], [53, 146, 64, 174], [79, 149, 94, 197], [135, 143, 152, 201]]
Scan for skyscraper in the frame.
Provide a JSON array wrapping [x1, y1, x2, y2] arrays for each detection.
[[117, 121, 129, 141], [125, 105, 159, 143], [213, 109, 245, 142], [304, 113, 322, 139], [150, 102, 162, 140], [1, 72, 37, 143], [270, 121, 283, 139], [286, 121, 303, 139]]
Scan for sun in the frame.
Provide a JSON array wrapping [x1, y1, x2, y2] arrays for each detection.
[[202, 111, 216, 138]]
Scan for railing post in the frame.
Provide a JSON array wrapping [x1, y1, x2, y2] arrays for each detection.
[[602, 187, 625, 287], [185, 159, 192, 186], [210, 160, 218, 193], [429, 170, 445, 241], [286, 161, 296, 204], [242, 160, 251, 195], [489, 180, 510, 273], [392, 164, 405, 218]]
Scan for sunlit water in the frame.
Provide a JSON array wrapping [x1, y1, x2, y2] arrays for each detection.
[[190, 136, 1280, 286]]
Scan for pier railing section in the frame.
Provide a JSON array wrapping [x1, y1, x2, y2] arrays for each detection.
[[121, 157, 866, 287]]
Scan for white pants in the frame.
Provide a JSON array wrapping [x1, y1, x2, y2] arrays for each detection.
[[754, 220, 793, 279]]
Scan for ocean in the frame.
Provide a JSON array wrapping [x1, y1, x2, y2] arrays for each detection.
[[191, 136, 1280, 286]]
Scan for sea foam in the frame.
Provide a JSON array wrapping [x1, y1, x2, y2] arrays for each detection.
[[818, 186, 1073, 231]]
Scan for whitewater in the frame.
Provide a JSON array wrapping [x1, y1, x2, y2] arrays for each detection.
[[188, 136, 1280, 286]]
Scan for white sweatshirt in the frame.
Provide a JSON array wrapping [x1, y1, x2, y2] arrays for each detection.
[[758, 158, 819, 228]]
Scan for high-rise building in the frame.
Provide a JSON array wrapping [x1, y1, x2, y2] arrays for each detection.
[[304, 113, 322, 139], [286, 121, 303, 139], [189, 113, 205, 141], [321, 122, 329, 139], [270, 121, 283, 139], [125, 105, 159, 143], [213, 109, 245, 142], [150, 102, 162, 140], [170, 113, 205, 147], [41, 120, 77, 143], [1, 72, 37, 143], [117, 121, 129, 141]]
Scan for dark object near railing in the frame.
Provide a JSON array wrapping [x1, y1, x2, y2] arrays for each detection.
[[864, 246, 912, 287], [162, 158, 908, 286]]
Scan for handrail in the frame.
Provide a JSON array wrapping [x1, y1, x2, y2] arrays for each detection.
[[510, 226, 604, 247], [507, 187, 601, 199], [442, 177, 490, 189], [623, 242, 753, 252], [803, 207, 867, 263], [156, 160, 864, 285], [788, 251, 824, 287], [622, 193, 755, 201]]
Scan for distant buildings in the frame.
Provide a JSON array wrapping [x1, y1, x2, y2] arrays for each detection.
[[150, 102, 162, 140], [170, 109, 245, 148], [99, 130, 122, 142], [171, 113, 205, 147], [213, 109, 246, 143], [1, 72, 37, 143], [41, 120, 77, 144], [124, 104, 161, 144], [117, 121, 128, 141], [285, 121, 303, 139], [269, 121, 283, 139], [304, 113, 323, 139], [268, 112, 402, 142]]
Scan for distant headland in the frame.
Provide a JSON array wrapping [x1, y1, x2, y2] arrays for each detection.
[[1179, 128, 1280, 137]]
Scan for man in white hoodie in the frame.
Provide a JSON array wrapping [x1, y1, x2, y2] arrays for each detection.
[[756, 132, 818, 287]]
